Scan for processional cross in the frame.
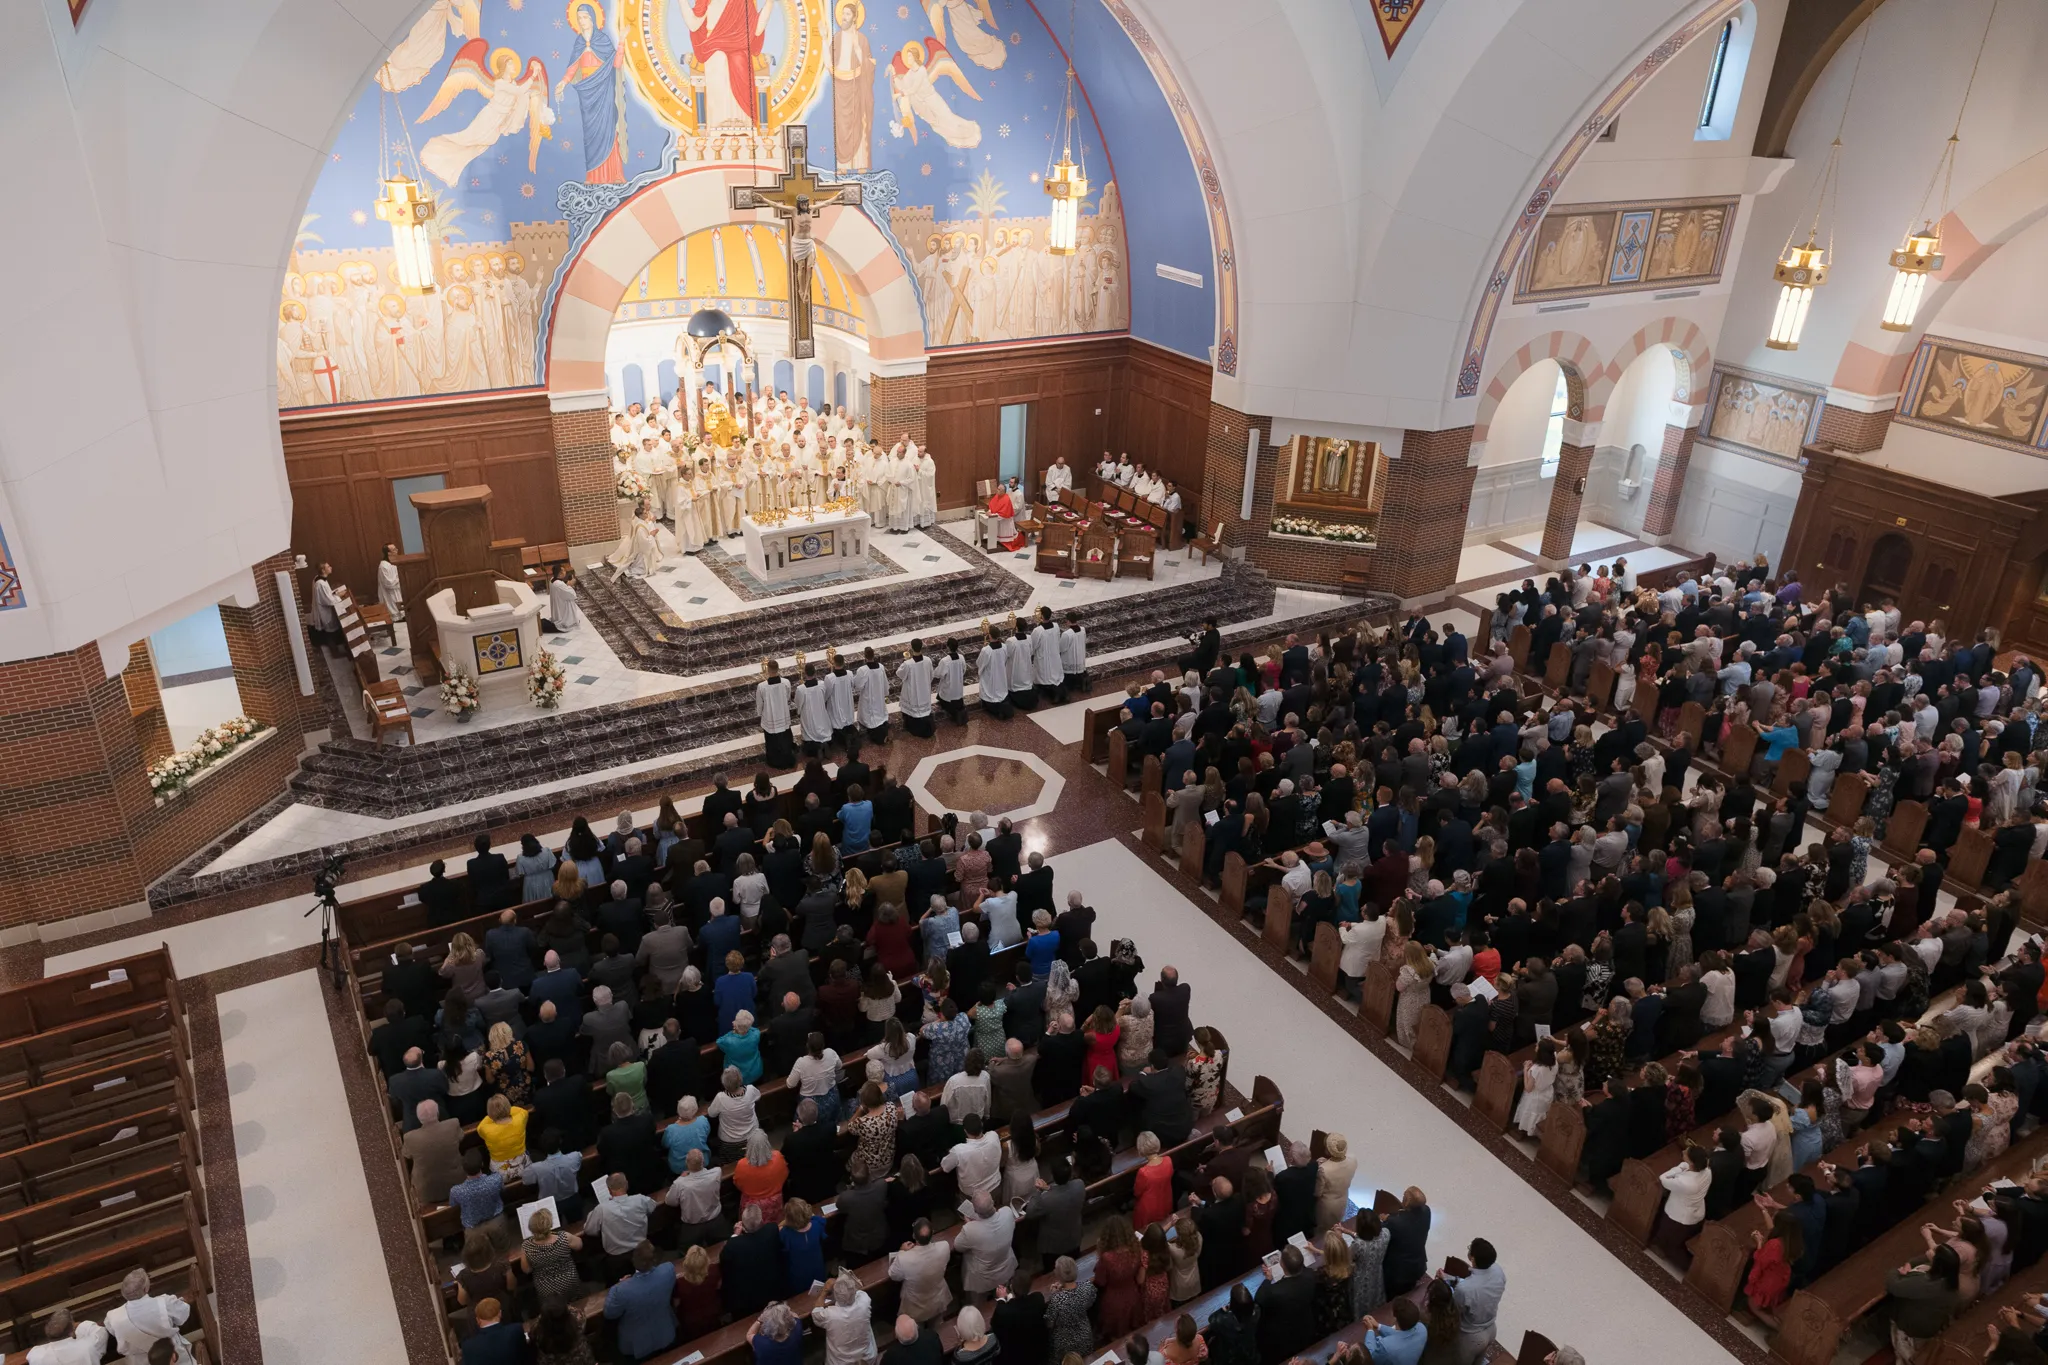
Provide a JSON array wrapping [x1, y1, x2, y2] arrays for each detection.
[[731, 124, 862, 360]]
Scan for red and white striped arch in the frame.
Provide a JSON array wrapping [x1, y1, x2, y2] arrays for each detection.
[[1589, 317, 1713, 423], [545, 163, 927, 395], [1471, 331, 1602, 446]]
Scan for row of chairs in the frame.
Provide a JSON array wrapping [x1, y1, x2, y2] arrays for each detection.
[[0, 949, 217, 1360]]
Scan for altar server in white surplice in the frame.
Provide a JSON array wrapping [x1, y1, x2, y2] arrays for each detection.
[[935, 639, 967, 726], [1059, 614, 1088, 694], [546, 567, 579, 631], [758, 662, 796, 768], [26, 1310, 110, 1365], [378, 544, 405, 620], [974, 631, 1009, 719], [1031, 609, 1064, 704], [854, 648, 890, 743], [310, 564, 345, 654], [897, 640, 936, 737], [796, 665, 834, 758], [105, 1270, 195, 1364]]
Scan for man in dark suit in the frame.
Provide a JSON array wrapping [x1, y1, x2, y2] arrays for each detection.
[[525, 999, 581, 1072], [386, 1049, 447, 1130], [986, 819, 1024, 882], [1187, 617, 1222, 677], [1272, 1142, 1318, 1246], [1074, 942, 1119, 1021], [1192, 1177, 1246, 1286], [1278, 634, 1311, 688], [1445, 984, 1492, 1091], [595, 882, 648, 955], [610, 838, 657, 899], [1015, 854, 1055, 920], [382, 942, 440, 1019], [766, 994, 818, 1073], [371, 999, 434, 1077], [712, 813, 756, 874], [1149, 968, 1193, 1057], [703, 773, 744, 832], [1382, 1190, 1433, 1296], [1071, 1066, 1126, 1146], [644, 1021, 698, 1117], [783, 1098, 841, 1203], [533, 1058, 596, 1149], [897, 1093, 961, 1173], [1127, 1050, 1194, 1147], [1581, 1077, 1631, 1197], [1254, 1245, 1318, 1361], [1032, 1013, 1088, 1106], [467, 834, 516, 911], [1704, 1128, 1748, 1220]]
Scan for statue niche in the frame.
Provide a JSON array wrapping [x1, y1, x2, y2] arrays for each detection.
[[1277, 436, 1389, 527]]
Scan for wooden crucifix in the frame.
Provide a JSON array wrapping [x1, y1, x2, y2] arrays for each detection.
[[730, 124, 862, 359]]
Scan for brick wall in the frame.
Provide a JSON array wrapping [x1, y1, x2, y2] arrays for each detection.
[[1815, 404, 1893, 453], [221, 552, 325, 740], [121, 641, 174, 767], [870, 373, 928, 449], [550, 406, 618, 547], [1538, 441, 1595, 564], [1642, 423, 1696, 539], [1196, 404, 1475, 597], [1, 553, 310, 935]]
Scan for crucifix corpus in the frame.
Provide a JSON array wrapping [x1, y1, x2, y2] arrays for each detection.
[[731, 124, 862, 360]]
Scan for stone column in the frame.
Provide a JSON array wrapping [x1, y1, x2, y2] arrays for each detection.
[[1641, 424, 1697, 541], [1538, 441, 1596, 566]]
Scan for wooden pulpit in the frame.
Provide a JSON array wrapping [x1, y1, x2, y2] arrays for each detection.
[[409, 484, 504, 684]]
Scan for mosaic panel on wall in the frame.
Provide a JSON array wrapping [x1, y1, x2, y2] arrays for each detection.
[[1895, 334, 2048, 458], [1695, 364, 1825, 467], [1513, 196, 1737, 304]]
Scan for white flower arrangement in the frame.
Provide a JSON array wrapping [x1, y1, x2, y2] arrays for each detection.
[[1270, 513, 1377, 545], [528, 649, 567, 710], [440, 670, 482, 718], [616, 467, 650, 504], [147, 715, 267, 797]]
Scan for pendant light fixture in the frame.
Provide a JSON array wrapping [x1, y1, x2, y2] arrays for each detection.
[[1042, 0, 1088, 256], [373, 62, 441, 295], [1766, 24, 1869, 350], [1881, 0, 1999, 332]]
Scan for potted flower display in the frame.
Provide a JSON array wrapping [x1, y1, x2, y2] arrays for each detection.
[[1270, 513, 1376, 545], [146, 715, 269, 801], [528, 649, 567, 710], [616, 465, 650, 506], [440, 670, 482, 721]]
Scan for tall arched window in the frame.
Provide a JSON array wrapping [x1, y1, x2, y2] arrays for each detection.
[[1539, 370, 1569, 479], [1694, 4, 1755, 142]]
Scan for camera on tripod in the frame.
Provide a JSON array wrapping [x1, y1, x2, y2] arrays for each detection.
[[311, 853, 347, 904]]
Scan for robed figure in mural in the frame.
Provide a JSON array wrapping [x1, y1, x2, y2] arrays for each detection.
[[688, 0, 771, 128], [831, 0, 874, 171], [558, 1, 627, 183]]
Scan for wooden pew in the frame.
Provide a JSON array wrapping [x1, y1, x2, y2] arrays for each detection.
[[1775, 748, 1811, 798], [1507, 624, 1531, 674], [1309, 923, 1342, 992], [0, 1208, 215, 1358], [1412, 1004, 1452, 1080], [0, 950, 182, 1045], [1830, 771, 1872, 826], [0, 1051, 190, 1152], [1142, 784, 1167, 852], [1949, 825, 1994, 892], [1586, 660, 1616, 714], [1262, 885, 1293, 955], [1773, 1126, 2048, 1365], [1721, 722, 1758, 778], [1473, 1050, 1523, 1129], [1359, 960, 1396, 1034], [1082, 705, 1121, 764], [1535, 1098, 1585, 1183], [0, 1108, 200, 1216], [1107, 728, 1132, 789], [1676, 700, 1706, 751], [0, 1000, 185, 1099], [0, 1162, 198, 1279], [1220, 852, 1250, 917], [1885, 799, 1930, 857], [1177, 818, 1206, 880]]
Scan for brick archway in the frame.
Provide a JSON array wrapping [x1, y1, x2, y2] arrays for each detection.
[[1472, 332, 1603, 450]]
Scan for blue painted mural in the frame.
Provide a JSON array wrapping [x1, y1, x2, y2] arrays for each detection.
[[278, 0, 1216, 409]]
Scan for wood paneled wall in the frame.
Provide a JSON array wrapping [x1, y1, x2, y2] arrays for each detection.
[[924, 337, 1212, 512], [1783, 447, 2035, 641], [280, 391, 563, 606]]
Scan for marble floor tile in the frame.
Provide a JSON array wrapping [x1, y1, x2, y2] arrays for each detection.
[[1502, 523, 1635, 559], [1454, 543, 1535, 586], [46, 895, 326, 978]]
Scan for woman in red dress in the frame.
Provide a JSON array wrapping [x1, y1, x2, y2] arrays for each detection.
[[1744, 1211, 1801, 1327], [1139, 1223, 1173, 1322], [1093, 1215, 1148, 1338], [1083, 1006, 1122, 1087], [1132, 1132, 1175, 1230]]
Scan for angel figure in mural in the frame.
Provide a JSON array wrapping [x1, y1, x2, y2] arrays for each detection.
[[1918, 354, 2045, 438], [1530, 216, 1605, 291], [557, 1, 628, 184], [687, 0, 771, 128], [888, 38, 982, 149], [924, 0, 1006, 70], [379, 0, 482, 92], [417, 44, 556, 185]]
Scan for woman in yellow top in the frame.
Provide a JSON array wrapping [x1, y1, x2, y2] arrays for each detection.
[[478, 1093, 530, 1174]]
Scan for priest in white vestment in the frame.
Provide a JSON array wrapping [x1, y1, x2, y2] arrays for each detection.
[[105, 1270, 195, 1364], [26, 1310, 109, 1365], [1043, 456, 1073, 501], [545, 567, 579, 631], [887, 451, 917, 531], [915, 448, 939, 527], [377, 545, 405, 620]]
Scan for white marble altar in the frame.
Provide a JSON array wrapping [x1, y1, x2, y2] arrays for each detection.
[[740, 507, 872, 583], [422, 580, 547, 689]]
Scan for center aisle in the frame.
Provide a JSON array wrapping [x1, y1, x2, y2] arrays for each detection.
[[1045, 837, 1733, 1365], [220, 971, 410, 1365]]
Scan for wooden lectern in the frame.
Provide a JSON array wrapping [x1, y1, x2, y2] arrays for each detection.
[[409, 485, 505, 683]]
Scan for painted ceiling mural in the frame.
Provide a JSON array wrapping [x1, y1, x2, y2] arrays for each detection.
[[281, 0, 1211, 410]]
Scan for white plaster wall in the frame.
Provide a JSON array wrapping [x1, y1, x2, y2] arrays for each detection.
[[1585, 445, 1657, 535], [1850, 425, 2048, 498], [1476, 359, 1562, 468], [1717, 0, 2048, 392], [1466, 459, 1553, 540], [1669, 439, 1799, 563]]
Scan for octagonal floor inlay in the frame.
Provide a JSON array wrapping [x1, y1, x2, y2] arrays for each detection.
[[905, 746, 1066, 824]]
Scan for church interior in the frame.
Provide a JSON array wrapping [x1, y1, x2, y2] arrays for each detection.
[[9, 0, 2048, 1362]]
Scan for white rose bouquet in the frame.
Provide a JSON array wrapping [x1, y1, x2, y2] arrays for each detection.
[[528, 650, 567, 710], [440, 670, 481, 718]]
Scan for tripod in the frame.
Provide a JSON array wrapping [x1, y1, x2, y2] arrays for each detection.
[[304, 890, 345, 992]]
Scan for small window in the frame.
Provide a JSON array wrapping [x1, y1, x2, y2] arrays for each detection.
[[1693, 6, 1754, 143], [1698, 21, 1733, 129], [1539, 371, 1569, 479]]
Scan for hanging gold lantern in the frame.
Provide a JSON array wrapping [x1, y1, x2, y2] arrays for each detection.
[[1766, 237, 1829, 351], [375, 176, 440, 294]]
